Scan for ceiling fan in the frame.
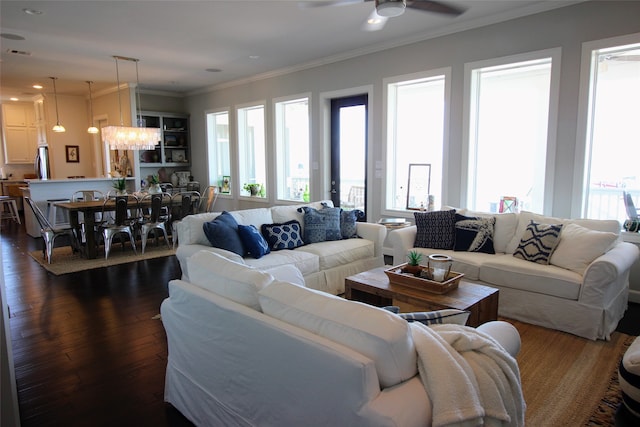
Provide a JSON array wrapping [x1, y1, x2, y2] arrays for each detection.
[[307, 0, 466, 31]]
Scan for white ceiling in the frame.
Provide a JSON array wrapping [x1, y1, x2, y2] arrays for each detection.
[[0, 0, 580, 101]]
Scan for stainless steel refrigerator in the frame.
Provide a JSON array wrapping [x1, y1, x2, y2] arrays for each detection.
[[34, 145, 50, 180]]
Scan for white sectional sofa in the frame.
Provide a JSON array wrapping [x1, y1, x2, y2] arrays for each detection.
[[175, 200, 386, 295], [389, 209, 640, 340], [161, 251, 523, 426]]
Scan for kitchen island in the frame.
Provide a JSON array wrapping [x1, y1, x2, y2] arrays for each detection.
[[23, 178, 136, 238]]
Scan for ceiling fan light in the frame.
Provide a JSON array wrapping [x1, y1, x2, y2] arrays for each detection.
[[376, 0, 406, 18]]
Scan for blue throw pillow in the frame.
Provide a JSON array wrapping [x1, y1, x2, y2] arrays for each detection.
[[202, 211, 245, 256], [261, 220, 305, 251], [299, 206, 342, 243], [453, 213, 496, 254], [340, 209, 364, 239], [513, 220, 563, 265], [238, 224, 270, 259]]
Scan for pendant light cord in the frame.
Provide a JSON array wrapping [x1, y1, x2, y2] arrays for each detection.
[[134, 59, 143, 127], [114, 56, 124, 126], [51, 77, 61, 124]]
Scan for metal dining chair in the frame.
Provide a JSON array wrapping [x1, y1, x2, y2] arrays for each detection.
[[200, 185, 218, 213], [138, 192, 171, 253], [98, 194, 139, 259], [24, 196, 78, 264], [71, 189, 105, 246], [170, 191, 201, 248]]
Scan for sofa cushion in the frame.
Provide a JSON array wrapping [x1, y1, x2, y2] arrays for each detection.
[[414, 209, 456, 250], [238, 224, 270, 259], [177, 212, 221, 246], [506, 211, 564, 254], [299, 206, 342, 243], [243, 248, 320, 277], [550, 223, 618, 274], [261, 220, 305, 250], [262, 264, 306, 287], [513, 221, 563, 265], [454, 214, 495, 254], [202, 211, 245, 256], [258, 281, 417, 388], [296, 238, 374, 270], [340, 209, 364, 239], [187, 250, 274, 310], [230, 207, 274, 230], [480, 254, 582, 300]]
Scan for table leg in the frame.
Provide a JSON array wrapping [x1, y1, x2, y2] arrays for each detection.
[[84, 214, 97, 259]]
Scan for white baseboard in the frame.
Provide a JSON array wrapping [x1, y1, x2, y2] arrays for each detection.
[[629, 289, 640, 304]]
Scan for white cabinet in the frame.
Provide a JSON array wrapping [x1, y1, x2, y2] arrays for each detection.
[[2, 102, 39, 164], [138, 112, 190, 179]]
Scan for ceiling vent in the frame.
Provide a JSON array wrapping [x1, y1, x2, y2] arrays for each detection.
[[6, 49, 31, 56]]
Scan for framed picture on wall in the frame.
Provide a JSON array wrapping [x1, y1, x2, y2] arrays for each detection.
[[65, 145, 79, 163]]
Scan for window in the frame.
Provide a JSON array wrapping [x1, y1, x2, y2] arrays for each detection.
[[580, 39, 640, 221], [385, 70, 448, 211], [206, 110, 230, 192], [274, 96, 310, 202], [465, 50, 559, 213], [237, 104, 266, 198]]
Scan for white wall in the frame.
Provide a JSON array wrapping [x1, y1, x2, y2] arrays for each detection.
[[185, 1, 640, 221]]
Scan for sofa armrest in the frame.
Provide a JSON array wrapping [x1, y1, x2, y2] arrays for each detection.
[[580, 241, 640, 306], [388, 225, 417, 265], [356, 222, 387, 259]]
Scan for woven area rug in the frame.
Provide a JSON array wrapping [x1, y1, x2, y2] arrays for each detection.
[[29, 242, 176, 275], [509, 318, 635, 426]]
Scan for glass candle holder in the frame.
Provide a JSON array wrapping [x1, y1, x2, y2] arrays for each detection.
[[428, 254, 452, 282]]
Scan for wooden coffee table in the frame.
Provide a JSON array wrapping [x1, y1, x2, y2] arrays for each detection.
[[345, 267, 499, 327]]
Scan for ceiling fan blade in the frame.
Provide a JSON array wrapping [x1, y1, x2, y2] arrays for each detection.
[[298, 0, 364, 8], [407, 0, 466, 16]]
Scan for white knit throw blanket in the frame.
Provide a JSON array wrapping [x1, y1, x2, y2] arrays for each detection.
[[409, 323, 526, 427]]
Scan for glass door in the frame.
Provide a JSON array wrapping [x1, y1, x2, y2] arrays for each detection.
[[330, 94, 368, 219]]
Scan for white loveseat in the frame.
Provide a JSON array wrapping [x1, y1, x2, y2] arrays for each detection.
[[175, 200, 386, 295], [161, 251, 523, 426], [389, 209, 640, 340]]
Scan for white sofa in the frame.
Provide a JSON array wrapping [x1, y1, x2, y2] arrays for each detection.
[[389, 209, 640, 340], [161, 251, 523, 426], [175, 200, 386, 295]]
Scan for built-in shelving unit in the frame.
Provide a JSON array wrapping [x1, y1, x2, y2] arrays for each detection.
[[138, 111, 189, 169]]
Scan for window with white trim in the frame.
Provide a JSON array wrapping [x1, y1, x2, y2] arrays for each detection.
[[237, 104, 266, 198], [206, 110, 230, 192], [580, 39, 640, 221], [466, 52, 559, 213], [274, 96, 310, 202], [385, 70, 448, 211]]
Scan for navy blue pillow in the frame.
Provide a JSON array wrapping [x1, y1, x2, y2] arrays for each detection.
[[202, 211, 245, 256], [261, 220, 305, 250], [238, 224, 270, 259], [453, 213, 496, 254], [414, 210, 456, 249]]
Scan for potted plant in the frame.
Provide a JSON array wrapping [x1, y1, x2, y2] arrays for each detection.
[[243, 183, 262, 196], [148, 174, 161, 194], [112, 177, 127, 195], [403, 250, 423, 275]]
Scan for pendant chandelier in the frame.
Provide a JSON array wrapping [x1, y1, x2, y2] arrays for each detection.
[[50, 77, 66, 133], [86, 81, 99, 134], [101, 56, 160, 150]]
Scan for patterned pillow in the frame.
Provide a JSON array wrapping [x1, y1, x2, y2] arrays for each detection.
[[299, 206, 342, 243], [340, 209, 364, 239], [454, 213, 496, 254], [513, 220, 563, 265], [414, 210, 456, 250], [202, 211, 245, 256], [383, 306, 470, 326], [261, 220, 305, 251], [238, 224, 270, 259]]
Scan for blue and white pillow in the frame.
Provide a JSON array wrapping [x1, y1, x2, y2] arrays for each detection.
[[238, 224, 270, 259], [261, 220, 305, 251], [340, 209, 364, 239], [383, 306, 470, 326], [513, 220, 563, 265], [414, 210, 456, 250], [298, 206, 342, 243], [454, 213, 496, 254]]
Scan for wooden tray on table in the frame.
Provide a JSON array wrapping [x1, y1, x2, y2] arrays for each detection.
[[384, 263, 464, 294]]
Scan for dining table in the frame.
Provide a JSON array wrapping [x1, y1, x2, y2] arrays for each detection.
[[55, 195, 179, 259]]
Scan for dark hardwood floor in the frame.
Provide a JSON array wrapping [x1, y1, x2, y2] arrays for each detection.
[[1, 215, 193, 426], [3, 215, 639, 426]]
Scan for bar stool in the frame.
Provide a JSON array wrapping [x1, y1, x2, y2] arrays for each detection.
[[0, 196, 21, 224], [46, 198, 71, 227]]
